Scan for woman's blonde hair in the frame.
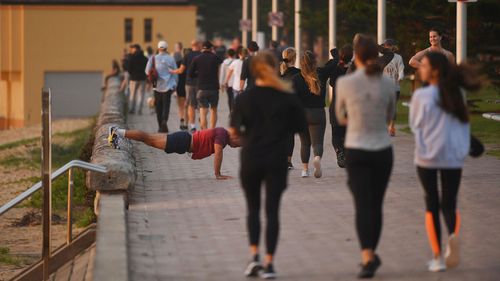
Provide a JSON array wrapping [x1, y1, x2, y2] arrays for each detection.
[[250, 51, 293, 93], [300, 51, 320, 95], [280, 47, 297, 75]]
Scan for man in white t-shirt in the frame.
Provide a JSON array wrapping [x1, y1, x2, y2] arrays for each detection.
[[225, 47, 248, 103], [145, 40, 178, 132], [219, 49, 236, 111]]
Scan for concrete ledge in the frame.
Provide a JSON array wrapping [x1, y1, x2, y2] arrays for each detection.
[[93, 193, 129, 281], [87, 79, 136, 192]]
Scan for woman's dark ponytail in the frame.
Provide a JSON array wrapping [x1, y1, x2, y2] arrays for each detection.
[[424, 52, 483, 123]]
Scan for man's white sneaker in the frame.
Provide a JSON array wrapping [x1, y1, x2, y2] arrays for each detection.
[[427, 257, 446, 272], [313, 156, 322, 178], [301, 170, 310, 178], [445, 234, 460, 268]]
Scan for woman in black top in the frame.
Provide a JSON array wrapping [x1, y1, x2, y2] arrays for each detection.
[[280, 47, 300, 170], [326, 45, 353, 168], [230, 51, 306, 279], [292, 50, 334, 178]]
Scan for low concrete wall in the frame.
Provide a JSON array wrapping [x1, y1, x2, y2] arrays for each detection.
[[87, 78, 135, 193], [87, 77, 133, 280], [92, 193, 129, 281]]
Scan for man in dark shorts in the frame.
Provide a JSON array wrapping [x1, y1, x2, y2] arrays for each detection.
[[108, 126, 240, 180], [188, 40, 223, 130], [170, 40, 202, 132]]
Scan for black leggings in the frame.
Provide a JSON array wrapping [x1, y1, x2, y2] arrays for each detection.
[[286, 133, 294, 159], [417, 167, 461, 255], [154, 90, 173, 129], [240, 160, 287, 255], [299, 108, 326, 163], [346, 147, 393, 250], [331, 124, 346, 155], [227, 87, 234, 112]]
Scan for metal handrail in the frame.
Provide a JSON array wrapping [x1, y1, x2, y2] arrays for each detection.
[[0, 160, 107, 216]]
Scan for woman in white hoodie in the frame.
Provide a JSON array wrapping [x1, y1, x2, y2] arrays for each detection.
[[409, 52, 481, 272]]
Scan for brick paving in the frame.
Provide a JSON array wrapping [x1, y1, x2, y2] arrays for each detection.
[[126, 93, 500, 281]]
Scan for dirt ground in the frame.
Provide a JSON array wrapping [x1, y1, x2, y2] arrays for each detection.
[[0, 118, 91, 281]]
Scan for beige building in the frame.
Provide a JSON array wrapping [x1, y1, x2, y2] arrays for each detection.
[[0, 0, 196, 129]]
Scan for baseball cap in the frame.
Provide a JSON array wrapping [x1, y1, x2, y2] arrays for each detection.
[[158, 40, 168, 49], [202, 40, 214, 49], [382, 38, 398, 46], [248, 41, 259, 52]]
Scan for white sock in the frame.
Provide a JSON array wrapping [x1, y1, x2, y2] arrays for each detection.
[[117, 129, 126, 138], [190, 124, 196, 129]]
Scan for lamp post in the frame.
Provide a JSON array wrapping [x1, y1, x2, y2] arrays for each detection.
[[377, 0, 386, 44], [272, 0, 278, 41], [294, 0, 301, 67], [242, 0, 248, 47], [252, 0, 258, 41]]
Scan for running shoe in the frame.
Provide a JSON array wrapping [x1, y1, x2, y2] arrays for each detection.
[[358, 255, 381, 279], [287, 162, 294, 170], [427, 257, 446, 272], [313, 156, 322, 178], [244, 256, 262, 277], [445, 234, 460, 268], [260, 264, 277, 279], [301, 170, 310, 178], [108, 126, 120, 149], [190, 127, 197, 133], [337, 151, 346, 168]]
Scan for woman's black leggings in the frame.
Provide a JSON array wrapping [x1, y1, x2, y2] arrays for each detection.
[[286, 134, 294, 159], [299, 108, 326, 163], [331, 124, 346, 155], [417, 167, 462, 255], [240, 160, 287, 255], [346, 147, 393, 250]]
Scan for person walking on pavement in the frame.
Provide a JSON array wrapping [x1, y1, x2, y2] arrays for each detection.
[[280, 47, 300, 170], [409, 52, 481, 272], [335, 35, 396, 279], [293, 50, 335, 178], [220, 49, 237, 112], [170, 40, 202, 132], [230, 51, 306, 279], [225, 47, 247, 105], [127, 44, 149, 114], [409, 27, 455, 69], [188, 40, 223, 130], [173, 42, 188, 130], [326, 45, 353, 169], [379, 39, 405, 137], [145, 40, 178, 133], [240, 41, 259, 92], [108, 126, 240, 180]]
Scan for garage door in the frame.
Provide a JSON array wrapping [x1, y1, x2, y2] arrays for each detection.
[[44, 72, 102, 118]]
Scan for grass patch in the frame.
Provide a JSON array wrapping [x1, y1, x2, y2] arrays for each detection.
[[3, 122, 98, 228], [0, 247, 24, 267]]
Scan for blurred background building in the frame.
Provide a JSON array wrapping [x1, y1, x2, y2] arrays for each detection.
[[0, 0, 196, 130]]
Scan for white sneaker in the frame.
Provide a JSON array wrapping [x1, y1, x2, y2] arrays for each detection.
[[313, 156, 322, 178], [445, 234, 460, 268], [427, 257, 446, 272], [301, 170, 310, 178]]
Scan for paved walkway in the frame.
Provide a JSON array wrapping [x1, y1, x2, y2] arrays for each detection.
[[126, 93, 500, 281]]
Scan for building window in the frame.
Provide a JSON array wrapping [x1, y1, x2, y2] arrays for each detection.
[[144, 18, 153, 43], [125, 18, 133, 43]]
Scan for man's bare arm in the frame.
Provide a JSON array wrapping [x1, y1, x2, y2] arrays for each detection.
[[214, 144, 231, 180]]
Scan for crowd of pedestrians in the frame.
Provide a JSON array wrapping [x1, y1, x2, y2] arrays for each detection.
[[107, 26, 483, 279]]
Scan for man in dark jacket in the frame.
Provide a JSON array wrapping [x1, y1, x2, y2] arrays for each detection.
[[188, 41, 223, 130], [127, 44, 148, 114]]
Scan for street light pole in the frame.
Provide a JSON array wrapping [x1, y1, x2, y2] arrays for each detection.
[[242, 0, 248, 47], [272, 0, 278, 41], [377, 0, 386, 44], [456, 1, 467, 64], [328, 0, 336, 55], [294, 0, 301, 67], [252, 0, 258, 41]]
